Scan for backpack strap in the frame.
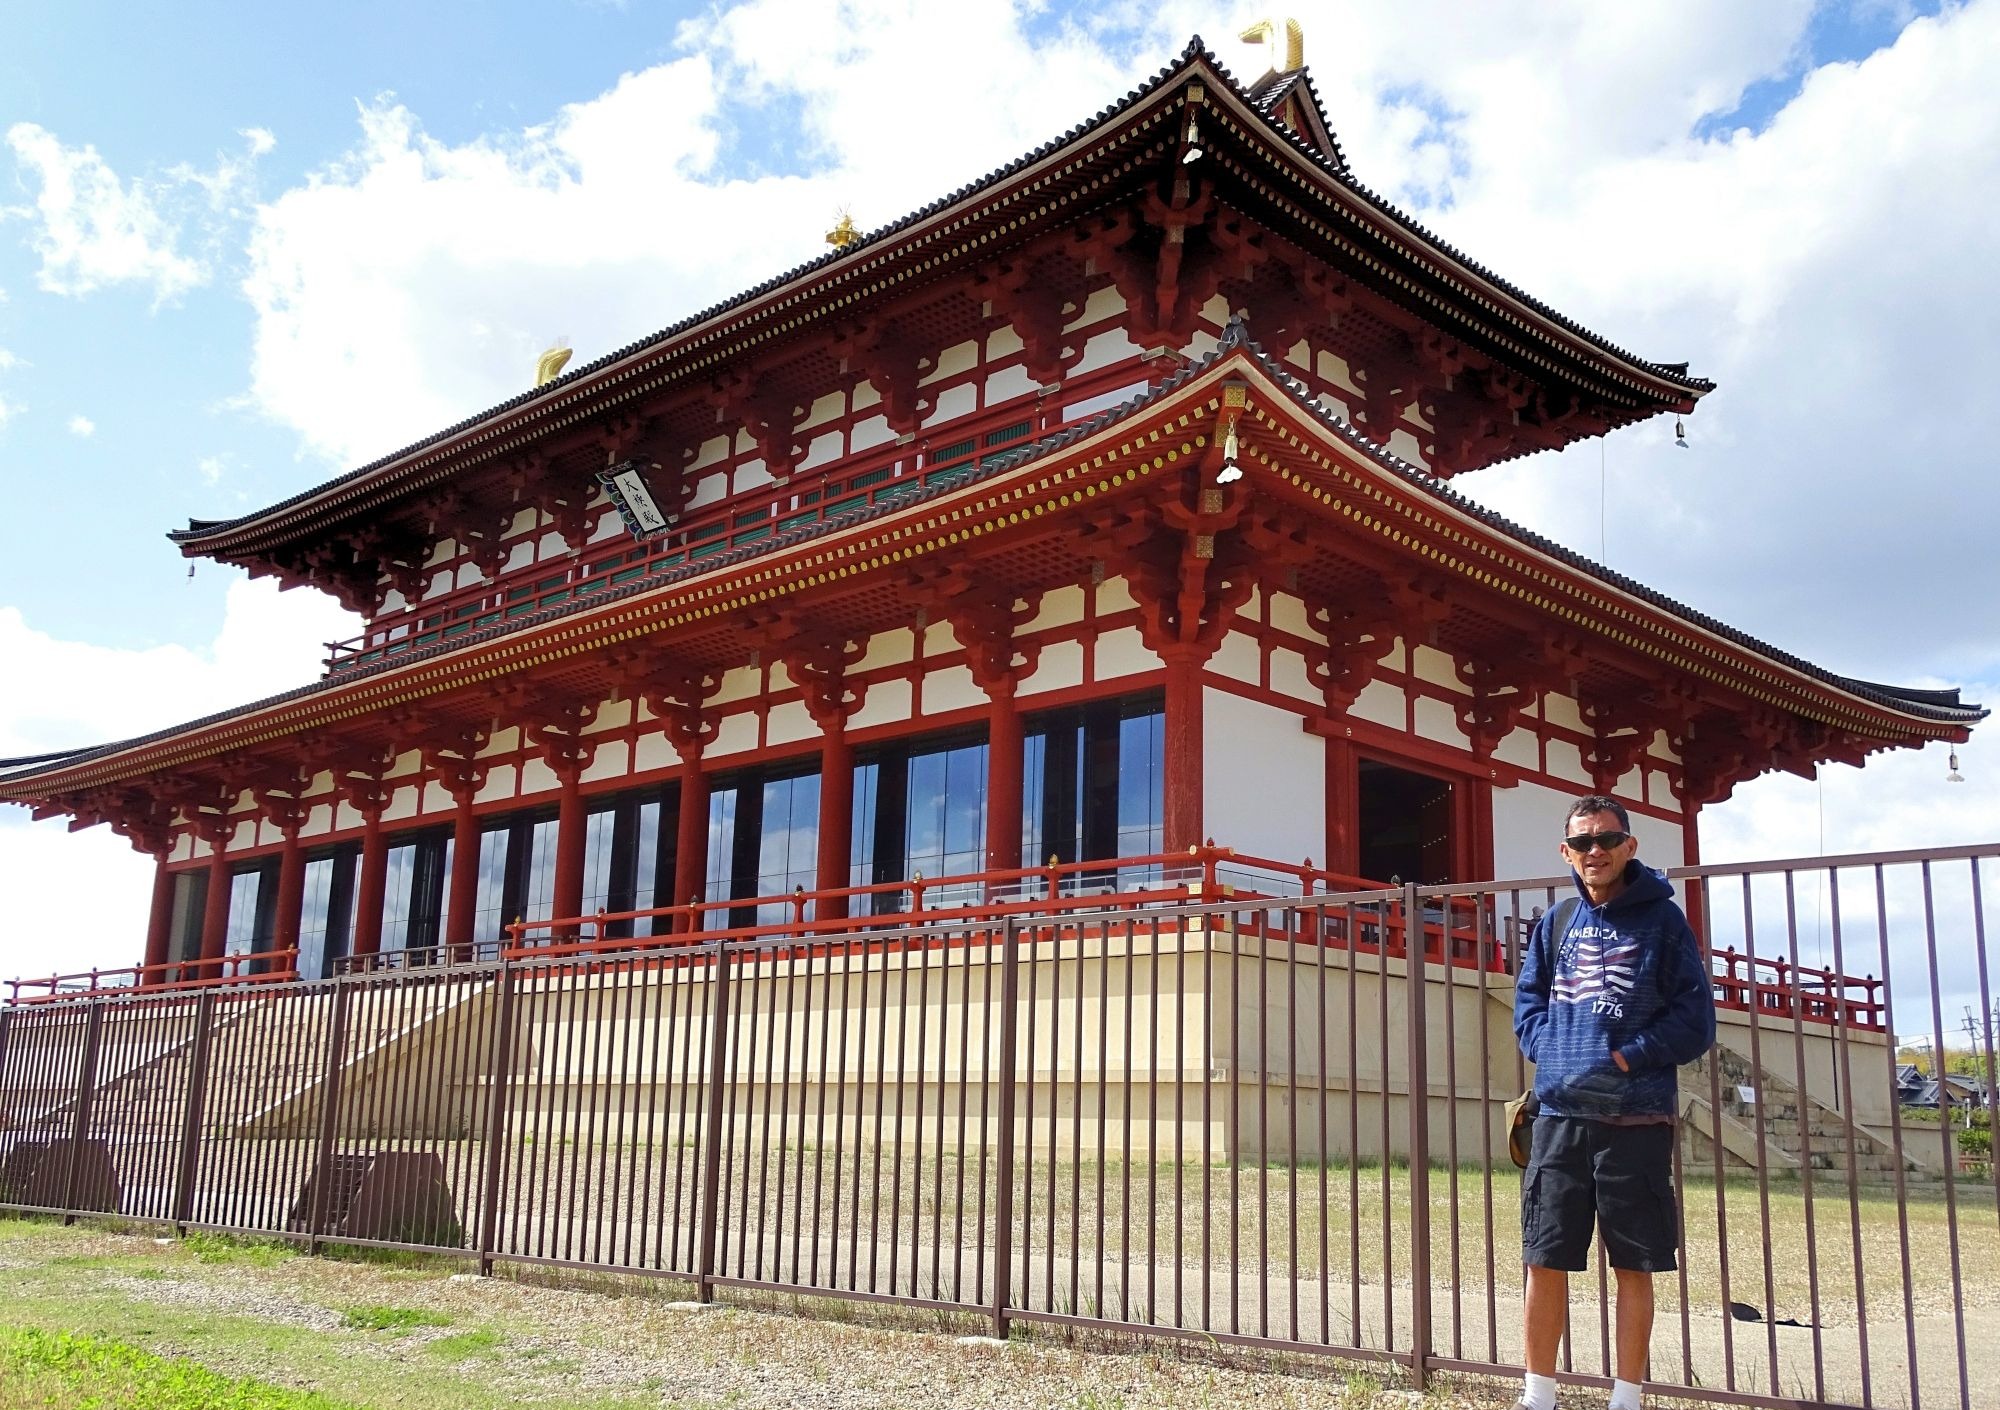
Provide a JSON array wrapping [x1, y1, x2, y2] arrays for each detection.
[[1544, 895, 1581, 973]]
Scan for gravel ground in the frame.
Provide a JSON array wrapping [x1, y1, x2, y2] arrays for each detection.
[[0, 1219, 1530, 1409]]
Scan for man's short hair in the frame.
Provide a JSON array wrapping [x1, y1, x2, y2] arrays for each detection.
[[1565, 794, 1631, 832]]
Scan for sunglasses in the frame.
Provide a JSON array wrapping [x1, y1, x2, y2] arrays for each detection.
[[1564, 831, 1631, 854]]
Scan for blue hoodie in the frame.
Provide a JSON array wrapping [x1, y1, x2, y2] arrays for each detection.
[[1514, 860, 1716, 1119]]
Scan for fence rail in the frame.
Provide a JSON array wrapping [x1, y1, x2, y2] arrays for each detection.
[[3, 846, 1997, 1409]]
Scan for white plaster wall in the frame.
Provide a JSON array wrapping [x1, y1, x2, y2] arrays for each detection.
[[1412, 696, 1467, 749], [1094, 626, 1155, 681], [1269, 646, 1315, 703], [1647, 770, 1678, 810], [1023, 585, 1085, 632], [850, 414, 895, 453], [475, 766, 517, 805], [766, 700, 820, 747], [1204, 688, 1322, 863], [1545, 737, 1588, 787], [1095, 576, 1138, 615], [1073, 327, 1141, 376], [1208, 630, 1260, 686], [709, 712, 759, 760], [1493, 726, 1539, 770], [1639, 817, 1684, 868], [983, 363, 1037, 403], [798, 429, 844, 473], [802, 390, 845, 431], [1348, 679, 1404, 729], [851, 381, 881, 412], [927, 383, 977, 424], [1314, 348, 1361, 396], [171, 835, 194, 864], [518, 758, 558, 798], [1266, 590, 1323, 643], [1541, 692, 1585, 733], [849, 679, 913, 733], [854, 627, 916, 673], [1019, 640, 1084, 697], [921, 339, 980, 387], [1491, 780, 1576, 887], [712, 665, 762, 707], [986, 324, 1025, 358], [1068, 284, 1126, 329], [632, 733, 678, 775], [581, 743, 630, 784], [923, 664, 984, 716], [1411, 645, 1465, 692]]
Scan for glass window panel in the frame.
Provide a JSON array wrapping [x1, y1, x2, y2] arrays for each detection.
[[522, 821, 559, 931], [706, 788, 738, 904], [472, 826, 512, 944], [580, 808, 618, 919], [223, 870, 263, 959], [1021, 734, 1045, 870], [850, 762, 879, 888], [380, 844, 417, 950], [1116, 709, 1165, 855], [756, 773, 820, 923], [905, 752, 946, 864], [299, 858, 336, 979], [903, 743, 987, 891], [634, 800, 663, 930]]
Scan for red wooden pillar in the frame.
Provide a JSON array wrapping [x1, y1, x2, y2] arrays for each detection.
[[1162, 648, 1204, 854], [815, 723, 853, 920], [271, 826, 307, 972], [142, 856, 177, 983], [447, 791, 481, 951], [551, 767, 587, 940], [199, 845, 232, 968], [986, 690, 1024, 873], [675, 749, 710, 932], [352, 804, 389, 959], [1681, 803, 1706, 949], [1323, 733, 1356, 878]]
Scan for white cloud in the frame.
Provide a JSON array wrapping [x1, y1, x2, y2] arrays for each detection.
[[5, 123, 209, 301], [66, 413, 93, 437], [0, 346, 18, 371], [197, 454, 225, 485], [242, 127, 277, 158], [0, 578, 360, 984], [0, 395, 17, 429]]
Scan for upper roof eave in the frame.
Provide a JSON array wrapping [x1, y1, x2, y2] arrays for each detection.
[[8, 333, 1975, 804], [172, 37, 1710, 560]]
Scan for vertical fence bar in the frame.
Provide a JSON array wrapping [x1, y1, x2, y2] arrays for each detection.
[[696, 941, 734, 1303], [1918, 862, 1972, 1410], [1403, 881, 1432, 1390], [990, 916, 1021, 1341], [476, 959, 516, 1276], [303, 980, 354, 1255], [59, 1000, 107, 1224], [170, 991, 218, 1232]]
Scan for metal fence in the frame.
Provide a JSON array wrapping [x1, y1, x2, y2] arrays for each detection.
[[2, 844, 1995, 1410]]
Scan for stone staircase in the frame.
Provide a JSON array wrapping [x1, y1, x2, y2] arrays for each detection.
[[1688, 1040, 1924, 1183]]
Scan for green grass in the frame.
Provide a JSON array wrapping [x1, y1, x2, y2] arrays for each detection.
[[425, 1327, 504, 1358], [182, 1230, 299, 1267], [338, 1304, 452, 1333], [0, 1326, 356, 1409]]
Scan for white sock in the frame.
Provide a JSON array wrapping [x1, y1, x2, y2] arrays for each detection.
[[1609, 1378, 1643, 1410], [1521, 1372, 1558, 1410]]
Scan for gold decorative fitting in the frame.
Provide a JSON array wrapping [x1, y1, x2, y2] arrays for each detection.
[[825, 210, 861, 249], [1240, 17, 1306, 74], [533, 342, 573, 387]]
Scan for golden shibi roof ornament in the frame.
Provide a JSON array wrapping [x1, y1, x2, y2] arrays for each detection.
[[825, 209, 860, 250], [1240, 16, 1305, 74], [534, 339, 573, 387]]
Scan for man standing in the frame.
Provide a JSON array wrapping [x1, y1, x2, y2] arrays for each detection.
[[1513, 795, 1716, 1410]]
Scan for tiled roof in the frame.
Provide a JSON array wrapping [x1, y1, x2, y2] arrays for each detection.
[[172, 35, 1707, 556], [4, 321, 1976, 794]]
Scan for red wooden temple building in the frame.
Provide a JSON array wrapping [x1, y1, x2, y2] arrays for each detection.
[[0, 37, 1981, 994]]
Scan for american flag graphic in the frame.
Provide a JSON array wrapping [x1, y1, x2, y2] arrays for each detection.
[[1552, 930, 1642, 1006]]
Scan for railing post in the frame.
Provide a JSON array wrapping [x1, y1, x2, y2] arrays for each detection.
[[475, 959, 517, 1276], [303, 979, 355, 1255], [170, 990, 218, 1232], [60, 999, 107, 1223], [695, 939, 734, 1303], [1402, 881, 1432, 1389], [990, 916, 1021, 1341]]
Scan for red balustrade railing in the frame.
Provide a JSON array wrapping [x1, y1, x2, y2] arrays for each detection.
[[5, 950, 300, 1006], [321, 368, 1152, 676]]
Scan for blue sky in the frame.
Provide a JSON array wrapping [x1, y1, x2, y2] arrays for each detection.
[[1, 0, 1996, 979]]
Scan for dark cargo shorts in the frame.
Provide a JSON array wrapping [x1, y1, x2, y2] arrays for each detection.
[[1521, 1116, 1680, 1273]]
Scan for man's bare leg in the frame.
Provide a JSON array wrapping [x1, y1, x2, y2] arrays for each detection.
[[1612, 1267, 1654, 1405], [1523, 1264, 1569, 1375]]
